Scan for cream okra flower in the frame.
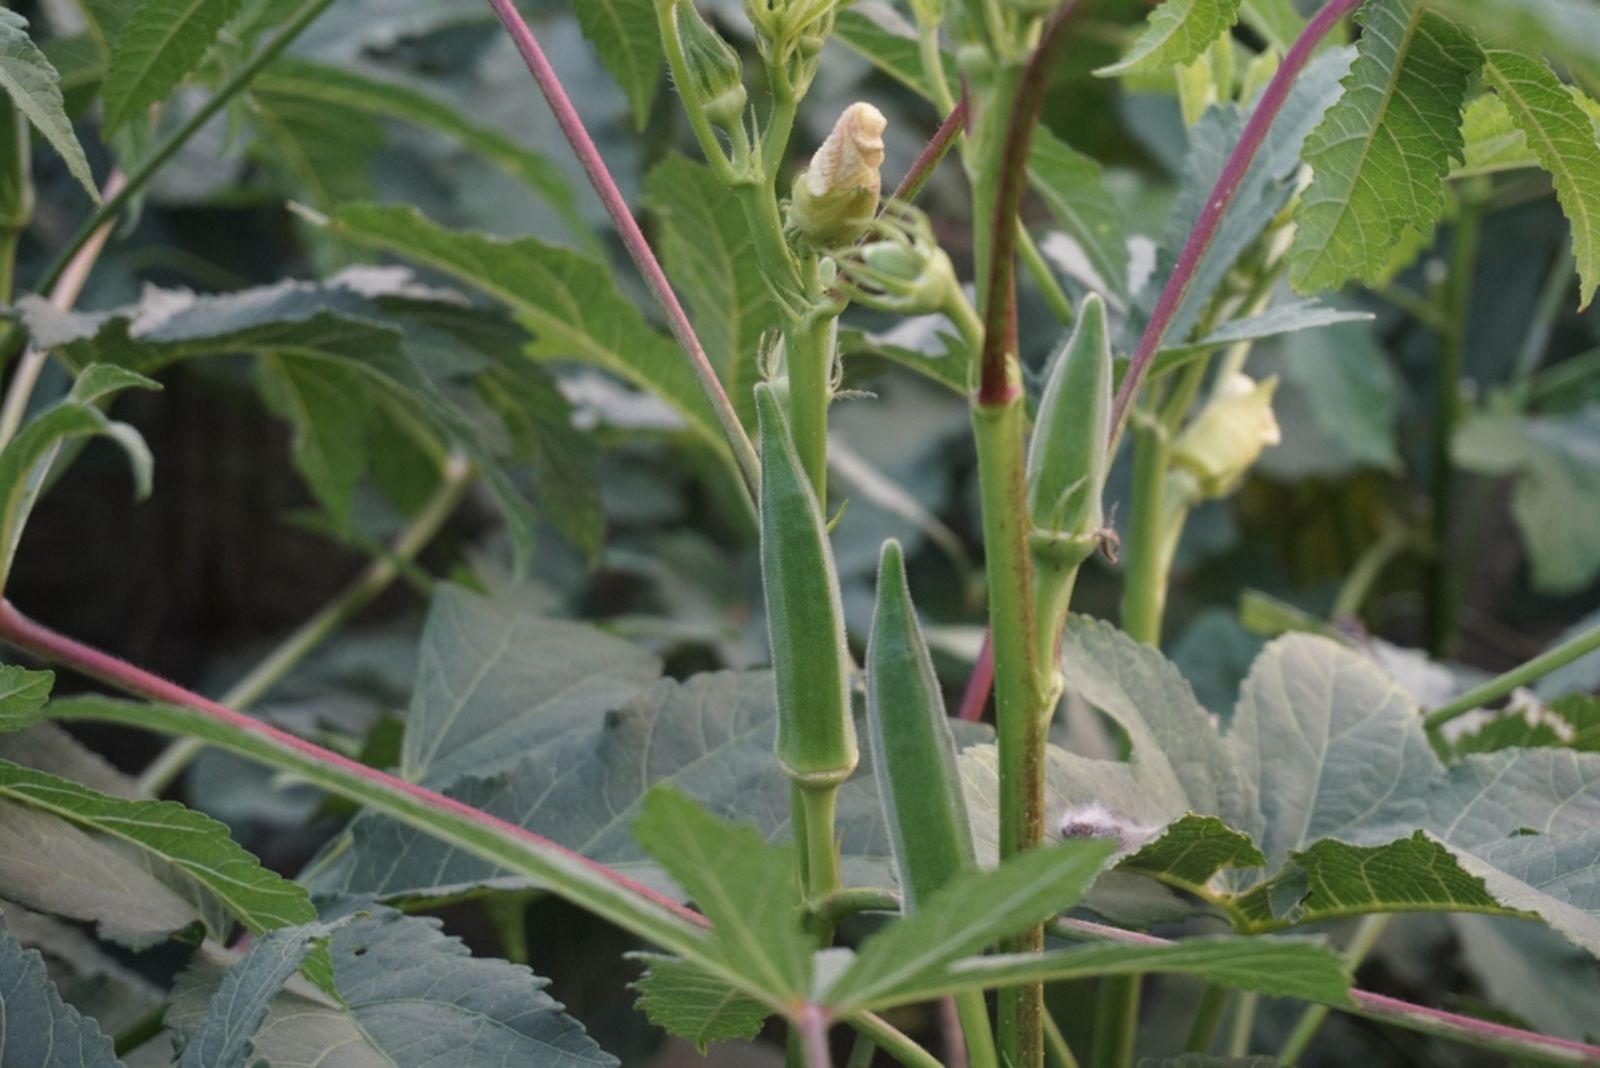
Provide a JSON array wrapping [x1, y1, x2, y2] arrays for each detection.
[[1171, 372, 1282, 499], [788, 102, 886, 250]]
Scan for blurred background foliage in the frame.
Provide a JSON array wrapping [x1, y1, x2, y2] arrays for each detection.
[[8, 0, 1600, 1062]]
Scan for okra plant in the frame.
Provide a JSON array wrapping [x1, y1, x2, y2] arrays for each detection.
[[0, 0, 1596, 1064]]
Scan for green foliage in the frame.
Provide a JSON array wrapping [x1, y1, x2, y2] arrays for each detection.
[[1098, 0, 1244, 77], [0, 664, 53, 731], [319, 203, 730, 467], [824, 840, 1117, 1013], [574, 0, 662, 130], [1476, 48, 1600, 307], [633, 788, 810, 1006], [1454, 403, 1600, 593], [167, 906, 617, 1065], [0, 366, 157, 595], [1029, 131, 1130, 302], [630, 954, 770, 1052], [100, 0, 245, 131], [0, 10, 97, 198], [1429, 0, 1600, 75], [646, 155, 777, 430], [1290, 0, 1479, 293], [0, 911, 122, 1067]]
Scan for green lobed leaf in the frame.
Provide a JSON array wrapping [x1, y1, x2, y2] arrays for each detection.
[[399, 584, 661, 787], [1120, 815, 1265, 895], [167, 906, 618, 1066], [2, 903, 165, 1039], [1454, 694, 1600, 756], [255, 356, 370, 527], [1238, 0, 1304, 51], [574, 0, 661, 130], [1098, 0, 1244, 77], [0, 911, 123, 1067], [633, 788, 809, 1008], [907, 936, 1351, 1008], [1453, 403, 1600, 594], [1289, 0, 1479, 293], [21, 278, 556, 572], [1429, 0, 1600, 77], [1233, 833, 1519, 929], [100, 0, 246, 131], [646, 155, 778, 431], [175, 921, 338, 1068], [0, 664, 54, 731], [1478, 48, 1600, 308], [320, 203, 729, 459], [1449, 92, 1600, 177], [253, 58, 584, 237], [831, 6, 952, 100], [0, 366, 158, 596], [0, 10, 98, 198], [246, 83, 386, 205], [1029, 129, 1130, 301], [630, 953, 770, 1053], [0, 759, 316, 941], [824, 839, 1117, 1014]]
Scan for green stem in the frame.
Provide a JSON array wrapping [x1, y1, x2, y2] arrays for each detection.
[[973, 389, 1048, 1068], [1120, 417, 1172, 647], [846, 1011, 944, 1068], [1227, 992, 1258, 1056], [1043, 1012, 1082, 1068], [655, 0, 740, 184], [483, 891, 534, 965], [1509, 236, 1574, 391], [0, 228, 17, 305], [1019, 230, 1076, 327], [33, 0, 339, 296], [1090, 976, 1139, 1068], [136, 453, 473, 795], [1184, 986, 1230, 1054], [800, 784, 842, 901], [1424, 621, 1600, 731], [1277, 914, 1392, 1063], [1425, 187, 1485, 659], [786, 310, 837, 500], [956, 990, 1000, 1068], [1331, 526, 1408, 622]]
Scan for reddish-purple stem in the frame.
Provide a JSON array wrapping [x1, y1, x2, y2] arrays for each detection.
[[1107, 0, 1363, 437], [1050, 917, 1600, 1064], [483, 0, 760, 497], [0, 600, 708, 929], [977, 1, 1084, 405], [961, 0, 1363, 718], [893, 96, 970, 205], [797, 1004, 834, 1067], [957, 630, 994, 722]]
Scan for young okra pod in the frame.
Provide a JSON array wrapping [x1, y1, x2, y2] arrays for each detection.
[[866, 539, 975, 909], [756, 383, 858, 789], [1026, 292, 1112, 551], [669, 0, 748, 132]]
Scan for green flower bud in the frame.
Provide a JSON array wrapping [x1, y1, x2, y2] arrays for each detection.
[[1027, 293, 1112, 544], [836, 202, 958, 315], [1171, 373, 1281, 499], [788, 102, 886, 250], [756, 383, 858, 789], [673, 1, 747, 130]]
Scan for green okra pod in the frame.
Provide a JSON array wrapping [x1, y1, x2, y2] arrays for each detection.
[[1026, 292, 1112, 546], [756, 382, 858, 788], [866, 538, 975, 908]]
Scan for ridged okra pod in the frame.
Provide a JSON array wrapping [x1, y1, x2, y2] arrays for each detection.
[[1026, 292, 1112, 550], [756, 382, 857, 788], [866, 538, 975, 908]]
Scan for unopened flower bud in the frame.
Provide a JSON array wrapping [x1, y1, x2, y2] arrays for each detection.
[[836, 203, 957, 315], [789, 102, 886, 250], [674, 1, 747, 130], [1172, 373, 1281, 499]]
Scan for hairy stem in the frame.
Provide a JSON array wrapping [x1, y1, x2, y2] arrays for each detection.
[[1226, 993, 1258, 1056], [1424, 621, 1600, 731], [485, 0, 761, 497], [136, 452, 474, 795], [1120, 417, 1172, 647], [1090, 976, 1140, 1068], [800, 785, 842, 901], [847, 1012, 944, 1068], [893, 98, 969, 205], [1109, 0, 1364, 441], [799, 1005, 834, 1068], [1047, 918, 1600, 1064], [34, 0, 337, 296]]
